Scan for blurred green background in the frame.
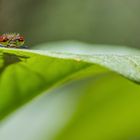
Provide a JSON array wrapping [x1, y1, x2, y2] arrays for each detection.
[[0, 0, 140, 48]]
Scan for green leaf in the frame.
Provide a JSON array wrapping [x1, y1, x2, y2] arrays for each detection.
[[0, 41, 140, 140]]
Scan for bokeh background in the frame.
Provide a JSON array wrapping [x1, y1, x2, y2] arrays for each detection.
[[0, 0, 140, 48]]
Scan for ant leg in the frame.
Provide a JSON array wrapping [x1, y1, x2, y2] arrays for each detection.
[[20, 46, 28, 49]]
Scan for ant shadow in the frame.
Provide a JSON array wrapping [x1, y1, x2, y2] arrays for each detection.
[[0, 52, 30, 73]]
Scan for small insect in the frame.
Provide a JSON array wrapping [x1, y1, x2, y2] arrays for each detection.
[[0, 33, 28, 49]]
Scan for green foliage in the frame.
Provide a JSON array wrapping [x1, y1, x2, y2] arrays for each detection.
[[0, 41, 140, 140]]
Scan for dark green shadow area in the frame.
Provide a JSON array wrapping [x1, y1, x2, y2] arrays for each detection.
[[0, 53, 29, 74]]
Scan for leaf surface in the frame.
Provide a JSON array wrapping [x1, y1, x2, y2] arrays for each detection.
[[0, 41, 140, 140]]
